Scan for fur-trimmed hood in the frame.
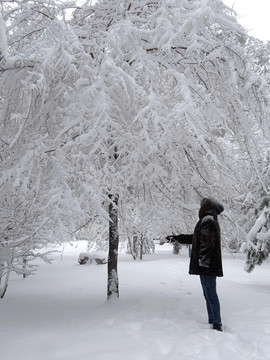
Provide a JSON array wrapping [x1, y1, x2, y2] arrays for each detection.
[[199, 197, 224, 219]]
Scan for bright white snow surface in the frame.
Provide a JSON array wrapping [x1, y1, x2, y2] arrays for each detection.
[[1, 243, 270, 360]]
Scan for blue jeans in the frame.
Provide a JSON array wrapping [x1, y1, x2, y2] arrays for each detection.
[[200, 275, 222, 326]]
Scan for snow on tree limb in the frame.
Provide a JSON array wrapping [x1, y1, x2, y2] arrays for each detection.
[[1, 0, 270, 296], [242, 206, 270, 272]]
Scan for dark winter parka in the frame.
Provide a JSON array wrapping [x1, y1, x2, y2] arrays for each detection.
[[190, 198, 224, 277], [167, 198, 224, 277]]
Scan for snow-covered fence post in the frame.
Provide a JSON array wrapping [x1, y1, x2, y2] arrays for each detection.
[[107, 194, 119, 300], [242, 206, 270, 272]]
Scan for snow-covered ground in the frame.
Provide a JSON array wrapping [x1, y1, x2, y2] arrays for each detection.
[[1, 242, 270, 360]]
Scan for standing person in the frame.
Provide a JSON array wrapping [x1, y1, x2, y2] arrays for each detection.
[[166, 197, 224, 332]]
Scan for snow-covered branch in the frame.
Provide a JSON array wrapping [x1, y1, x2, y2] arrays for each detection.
[[1, 0, 270, 296], [242, 206, 270, 272]]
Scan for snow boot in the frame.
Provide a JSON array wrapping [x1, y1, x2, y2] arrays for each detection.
[[213, 324, 223, 332]]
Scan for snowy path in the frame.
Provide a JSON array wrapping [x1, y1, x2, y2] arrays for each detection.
[[1, 244, 270, 360]]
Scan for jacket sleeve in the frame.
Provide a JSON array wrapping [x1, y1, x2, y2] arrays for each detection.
[[166, 234, 193, 244], [199, 221, 215, 268]]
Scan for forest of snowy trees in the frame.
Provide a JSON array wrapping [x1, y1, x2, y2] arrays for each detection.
[[1, 0, 270, 298]]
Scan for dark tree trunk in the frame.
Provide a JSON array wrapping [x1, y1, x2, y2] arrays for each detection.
[[139, 234, 143, 260], [107, 194, 119, 300], [133, 235, 138, 259], [23, 257, 27, 278]]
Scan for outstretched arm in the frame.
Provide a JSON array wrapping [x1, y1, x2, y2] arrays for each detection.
[[166, 234, 193, 244]]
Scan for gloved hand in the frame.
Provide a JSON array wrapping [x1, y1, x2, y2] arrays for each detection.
[[166, 235, 176, 241]]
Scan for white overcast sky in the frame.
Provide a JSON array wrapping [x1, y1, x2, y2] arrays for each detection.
[[223, 0, 270, 42]]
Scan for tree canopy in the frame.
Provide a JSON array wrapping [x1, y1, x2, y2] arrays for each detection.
[[1, 0, 270, 296]]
